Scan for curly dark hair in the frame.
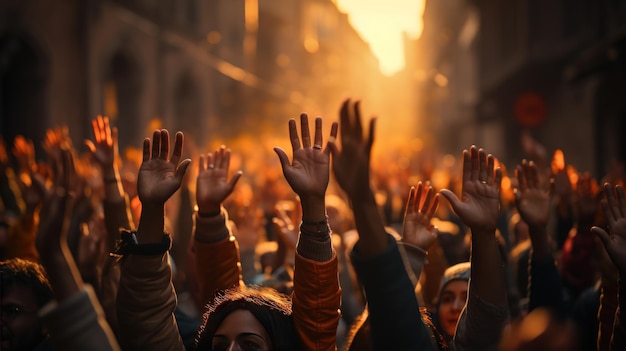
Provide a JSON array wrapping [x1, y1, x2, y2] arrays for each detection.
[[0, 258, 53, 307], [195, 285, 301, 351]]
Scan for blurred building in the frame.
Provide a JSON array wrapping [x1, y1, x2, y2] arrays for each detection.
[[0, 0, 382, 152], [407, 0, 626, 177], [405, 0, 480, 155]]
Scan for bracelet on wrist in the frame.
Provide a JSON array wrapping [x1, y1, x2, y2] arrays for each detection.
[[300, 216, 330, 235]]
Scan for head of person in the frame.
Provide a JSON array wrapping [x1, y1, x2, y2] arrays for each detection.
[[195, 285, 300, 351], [0, 258, 53, 351], [435, 262, 470, 340]]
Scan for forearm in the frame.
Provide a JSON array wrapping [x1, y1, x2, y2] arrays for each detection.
[[102, 167, 125, 203], [39, 245, 83, 302], [298, 196, 332, 262], [349, 191, 387, 258], [136, 203, 165, 244], [102, 195, 134, 250], [528, 225, 551, 261], [470, 229, 507, 306]]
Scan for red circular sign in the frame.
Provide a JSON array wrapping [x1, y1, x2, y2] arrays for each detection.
[[514, 92, 546, 128]]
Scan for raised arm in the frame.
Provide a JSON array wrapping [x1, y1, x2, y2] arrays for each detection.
[[85, 116, 134, 246], [36, 145, 119, 351], [274, 113, 341, 351], [329, 99, 434, 350], [440, 146, 509, 350], [193, 146, 243, 305], [514, 160, 564, 314], [591, 183, 626, 350], [401, 181, 440, 287], [116, 129, 190, 351]]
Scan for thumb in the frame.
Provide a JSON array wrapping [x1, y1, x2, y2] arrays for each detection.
[[440, 189, 463, 214], [84, 140, 96, 154], [273, 147, 290, 170], [228, 171, 243, 189], [591, 226, 611, 247], [176, 159, 192, 180]]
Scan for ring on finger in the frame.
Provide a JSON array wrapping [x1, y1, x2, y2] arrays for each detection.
[[209, 164, 215, 169], [313, 144, 322, 150]]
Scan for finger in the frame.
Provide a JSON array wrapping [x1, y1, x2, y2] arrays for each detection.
[[604, 183, 620, 220], [206, 152, 215, 170], [324, 122, 338, 156], [313, 117, 323, 149], [151, 130, 160, 160], [175, 159, 192, 180], [228, 171, 243, 190], [415, 182, 423, 213], [353, 101, 363, 140], [339, 99, 351, 141], [300, 113, 311, 148], [426, 193, 440, 219], [440, 189, 463, 214], [529, 161, 540, 188], [328, 140, 339, 159], [367, 117, 376, 152], [591, 226, 611, 248], [288, 119, 301, 151], [104, 117, 112, 144], [198, 154, 206, 172], [171, 131, 184, 165], [97, 116, 106, 142], [84, 140, 96, 154], [406, 186, 416, 216], [470, 146, 479, 181], [142, 138, 151, 162], [478, 149, 487, 182], [462, 149, 471, 183], [494, 167, 503, 191], [617, 185, 626, 218], [160, 130, 170, 161], [111, 127, 119, 150], [92, 119, 100, 142], [421, 186, 434, 214], [487, 154, 495, 185], [274, 147, 291, 170], [221, 147, 230, 172], [600, 197, 614, 224]]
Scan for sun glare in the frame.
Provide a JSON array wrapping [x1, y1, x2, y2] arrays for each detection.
[[336, 0, 425, 76]]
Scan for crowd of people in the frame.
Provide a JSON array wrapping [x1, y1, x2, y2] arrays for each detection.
[[0, 98, 624, 350]]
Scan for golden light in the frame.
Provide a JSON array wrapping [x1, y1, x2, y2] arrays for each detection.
[[336, 0, 425, 75], [206, 31, 221, 45], [552, 149, 565, 173], [304, 36, 319, 54], [434, 73, 449, 87]]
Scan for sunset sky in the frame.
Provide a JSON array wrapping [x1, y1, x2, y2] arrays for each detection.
[[335, 0, 425, 76]]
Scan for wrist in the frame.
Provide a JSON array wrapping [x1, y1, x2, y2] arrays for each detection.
[[300, 197, 326, 222], [197, 202, 221, 215]]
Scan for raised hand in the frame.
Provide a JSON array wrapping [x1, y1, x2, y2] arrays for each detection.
[[402, 181, 439, 251], [137, 129, 191, 205], [514, 159, 550, 228], [551, 149, 572, 199], [328, 99, 374, 199], [85, 115, 118, 170], [440, 145, 502, 233], [274, 113, 338, 201], [196, 146, 242, 214], [592, 184, 626, 276], [12, 135, 37, 175], [36, 145, 75, 254]]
